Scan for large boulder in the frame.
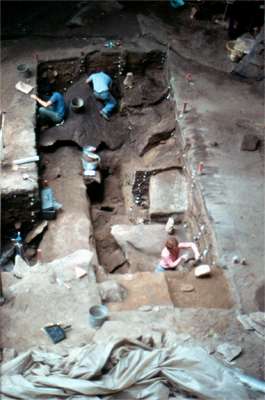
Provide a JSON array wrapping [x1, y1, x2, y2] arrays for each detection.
[[111, 224, 167, 258], [142, 137, 183, 171], [138, 116, 176, 156], [149, 169, 188, 220], [98, 280, 127, 303], [41, 249, 96, 283]]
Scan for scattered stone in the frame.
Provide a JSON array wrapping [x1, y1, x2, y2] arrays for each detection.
[[153, 306, 160, 312], [138, 305, 153, 312], [216, 342, 242, 362], [25, 221, 48, 243], [98, 280, 127, 303], [194, 264, 211, 278], [207, 329, 218, 339], [13, 255, 30, 279], [241, 134, 260, 151], [200, 224, 206, 232], [232, 256, 240, 264], [180, 284, 195, 292], [165, 217, 175, 234], [123, 72, 134, 89], [202, 249, 209, 258], [75, 266, 87, 279], [241, 258, 247, 265]]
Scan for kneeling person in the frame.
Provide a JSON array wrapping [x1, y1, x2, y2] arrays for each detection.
[[31, 91, 65, 126], [156, 237, 200, 272]]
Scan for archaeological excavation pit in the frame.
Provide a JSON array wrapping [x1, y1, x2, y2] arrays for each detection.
[[2, 49, 233, 311]]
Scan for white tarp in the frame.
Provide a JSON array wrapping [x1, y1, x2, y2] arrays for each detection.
[[0, 338, 253, 399]]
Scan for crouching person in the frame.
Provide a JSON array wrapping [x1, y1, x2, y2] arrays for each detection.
[[86, 71, 117, 120], [156, 237, 200, 272], [31, 91, 65, 126]]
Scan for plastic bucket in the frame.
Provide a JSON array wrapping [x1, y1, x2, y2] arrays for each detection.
[[89, 305, 108, 328], [17, 64, 32, 78], [71, 97, 85, 113]]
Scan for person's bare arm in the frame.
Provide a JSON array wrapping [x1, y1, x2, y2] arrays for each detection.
[[179, 242, 200, 260], [171, 255, 187, 267], [86, 75, 92, 84], [31, 94, 52, 108]]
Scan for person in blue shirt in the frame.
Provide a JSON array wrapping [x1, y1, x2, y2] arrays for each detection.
[[31, 91, 65, 126], [86, 71, 117, 120]]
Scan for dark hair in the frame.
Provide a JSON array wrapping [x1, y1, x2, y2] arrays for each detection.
[[165, 237, 179, 251]]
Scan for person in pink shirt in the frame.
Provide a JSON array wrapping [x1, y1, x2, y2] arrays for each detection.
[[155, 237, 200, 272]]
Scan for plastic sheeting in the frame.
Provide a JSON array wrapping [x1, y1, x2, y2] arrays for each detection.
[[0, 338, 253, 399]]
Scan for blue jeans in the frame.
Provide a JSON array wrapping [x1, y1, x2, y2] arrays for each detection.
[[155, 264, 166, 273], [39, 107, 64, 124], [155, 264, 176, 272], [94, 90, 117, 116]]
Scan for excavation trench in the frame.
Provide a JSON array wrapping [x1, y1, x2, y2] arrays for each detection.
[[36, 51, 232, 309]]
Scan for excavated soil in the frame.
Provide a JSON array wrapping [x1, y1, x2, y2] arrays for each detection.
[[166, 267, 233, 309], [37, 59, 232, 308]]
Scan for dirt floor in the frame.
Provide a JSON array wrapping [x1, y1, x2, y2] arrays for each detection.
[[36, 62, 230, 309], [1, 0, 264, 384], [166, 267, 233, 309]]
